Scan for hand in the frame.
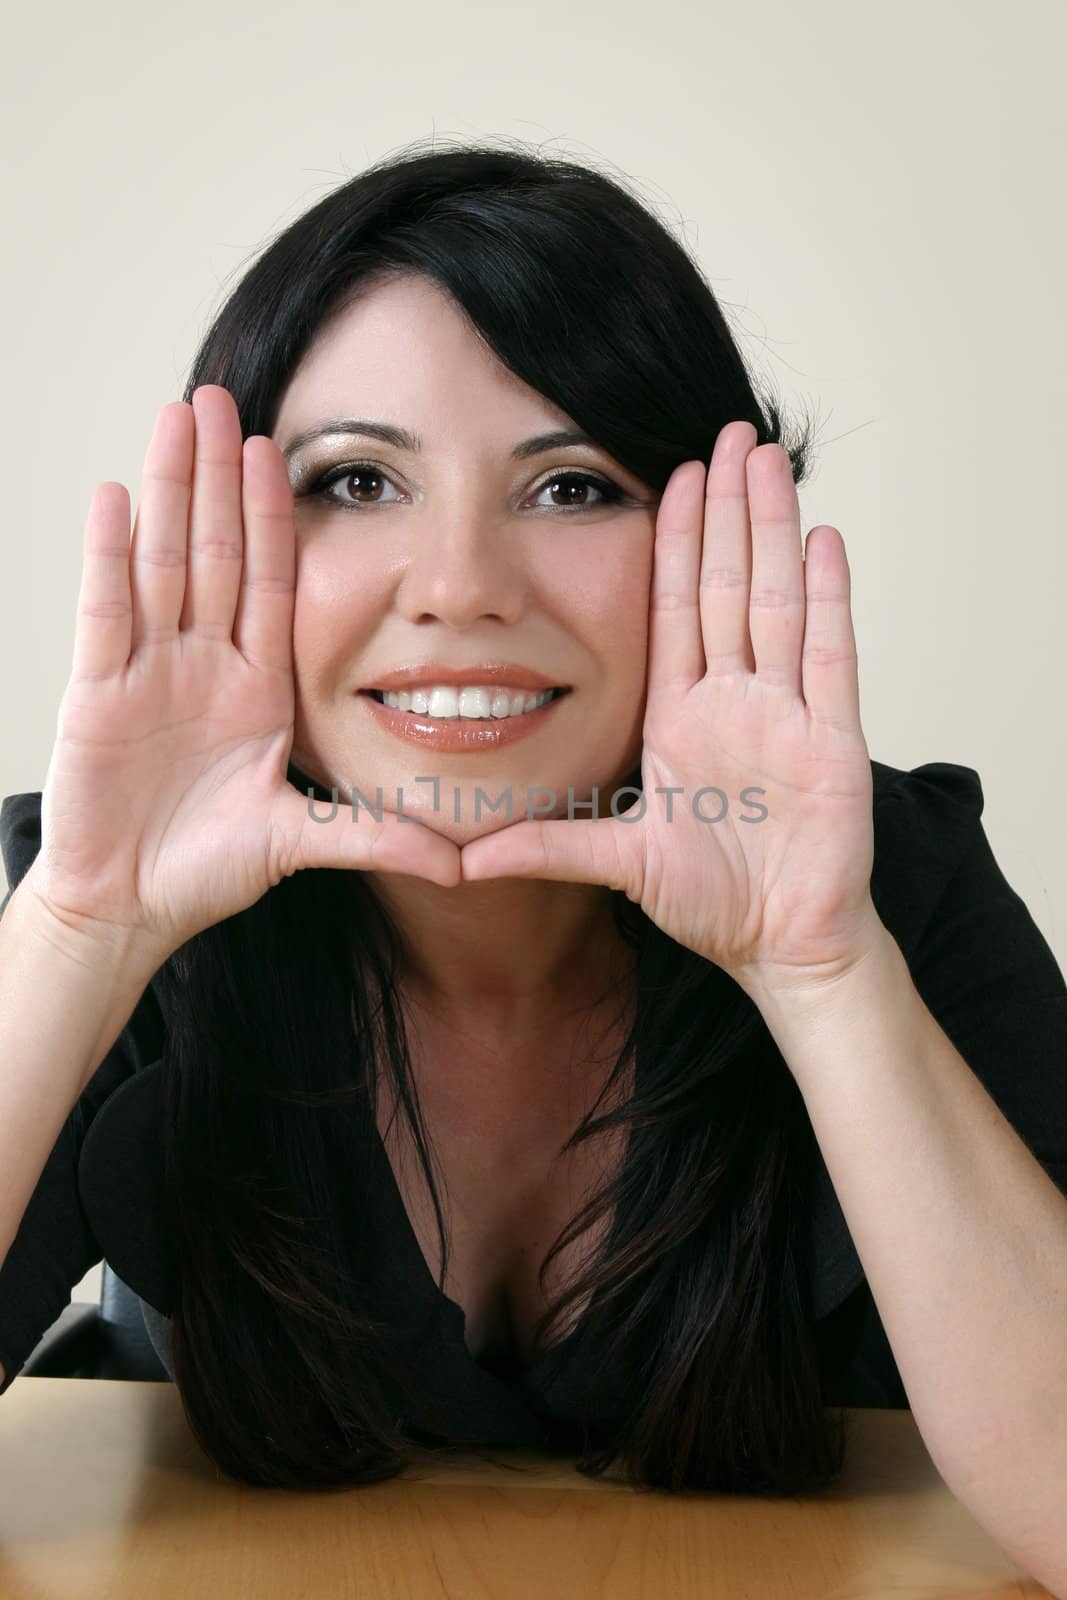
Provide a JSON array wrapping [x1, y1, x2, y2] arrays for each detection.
[[33, 385, 461, 962], [459, 420, 883, 992]]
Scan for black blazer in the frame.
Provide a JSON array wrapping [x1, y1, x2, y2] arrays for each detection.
[[2, 761, 1065, 1449]]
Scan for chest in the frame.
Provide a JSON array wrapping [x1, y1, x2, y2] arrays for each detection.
[[374, 1024, 633, 1372]]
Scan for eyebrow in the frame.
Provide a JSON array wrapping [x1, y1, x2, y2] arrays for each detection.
[[280, 419, 600, 462]]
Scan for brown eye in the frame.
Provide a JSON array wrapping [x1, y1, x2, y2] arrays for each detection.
[[299, 462, 405, 508], [529, 471, 626, 511], [339, 467, 386, 502]]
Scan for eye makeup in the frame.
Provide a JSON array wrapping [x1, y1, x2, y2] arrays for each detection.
[[290, 460, 643, 515]]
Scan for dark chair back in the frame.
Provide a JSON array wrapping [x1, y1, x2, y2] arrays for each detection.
[[96, 1263, 171, 1381], [20, 1262, 171, 1382]]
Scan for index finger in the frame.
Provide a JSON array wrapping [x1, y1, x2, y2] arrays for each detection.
[[232, 435, 297, 674]]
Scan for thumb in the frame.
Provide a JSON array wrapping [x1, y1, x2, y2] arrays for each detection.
[[460, 815, 633, 892], [273, 785, 463, 887]]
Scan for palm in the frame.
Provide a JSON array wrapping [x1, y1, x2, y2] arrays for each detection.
[[630, 665, 873, 976], [48, 631, 295, 924], [460, 422, 879, 987]]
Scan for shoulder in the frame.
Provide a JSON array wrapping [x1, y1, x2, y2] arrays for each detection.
[[869, 755, 984, 829], [868, 758, 986, 959], [0, 790, 45, 906]]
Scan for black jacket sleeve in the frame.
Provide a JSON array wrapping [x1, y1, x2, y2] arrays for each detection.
[[820, 762, 1067, 1406], [0, 792, 167, 1394]]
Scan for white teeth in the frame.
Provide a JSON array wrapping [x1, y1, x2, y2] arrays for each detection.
[[428, 686, 459, 719], [379, 685, 557, 719]]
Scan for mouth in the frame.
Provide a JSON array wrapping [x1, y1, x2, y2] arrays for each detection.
[[356, 685, 572, 750]]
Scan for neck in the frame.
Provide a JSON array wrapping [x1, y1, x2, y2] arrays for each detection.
[[367, 874, 632, 1033]]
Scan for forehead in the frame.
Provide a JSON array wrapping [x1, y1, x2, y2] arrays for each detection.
[[272, 274, 571, 446]]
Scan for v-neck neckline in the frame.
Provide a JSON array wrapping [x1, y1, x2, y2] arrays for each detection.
[[365, 971, 645, 1387], [367, 1112, 599, 1384]]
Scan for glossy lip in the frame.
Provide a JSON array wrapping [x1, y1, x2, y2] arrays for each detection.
[[357, 686, 571, 751], [361, 661, 566, 693]]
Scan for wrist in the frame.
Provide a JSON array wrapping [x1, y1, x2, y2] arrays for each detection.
[[727, 910, 899, 1013], [10, 871, 172, 985]]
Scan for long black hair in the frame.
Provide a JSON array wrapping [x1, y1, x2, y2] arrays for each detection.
[[154, 136, 847, 1492]]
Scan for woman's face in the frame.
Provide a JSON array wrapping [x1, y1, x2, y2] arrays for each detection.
[[271, 273, 661, 846]]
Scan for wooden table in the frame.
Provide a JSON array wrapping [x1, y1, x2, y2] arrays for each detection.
[[0, 1380, 1054, 1597]]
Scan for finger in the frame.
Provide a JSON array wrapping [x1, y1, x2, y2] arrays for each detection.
[[699, 420, 758, 677], [179, 385, 245, 639], [646, 461, 707, 696], [129, 402, 195, 650], [459, 816, 631, 892], [232, 436, 297, 674], [70, 482, 134, 682], [746, 444, 806, 695], [277, 788, 463, 888], [801, 525, 861, 730]]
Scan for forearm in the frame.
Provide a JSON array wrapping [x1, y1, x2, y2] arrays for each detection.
[[741, 925, 1067, 1598], [0, 870, 166, 1271]]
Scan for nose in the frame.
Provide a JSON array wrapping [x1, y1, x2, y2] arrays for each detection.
[[394, 507, 525, 627]]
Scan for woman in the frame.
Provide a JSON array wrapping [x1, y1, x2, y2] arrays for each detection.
[[1, 140, 1065, 1559]]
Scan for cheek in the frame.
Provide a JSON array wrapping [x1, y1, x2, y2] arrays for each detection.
[[550, 544, 652, 664], [290, 548, 382, 678]]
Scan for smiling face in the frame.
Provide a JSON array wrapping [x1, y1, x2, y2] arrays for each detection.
[[271, 272, 660, 846]]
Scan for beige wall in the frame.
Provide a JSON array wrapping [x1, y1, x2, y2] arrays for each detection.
[[2, 4, 1063, 1311]]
